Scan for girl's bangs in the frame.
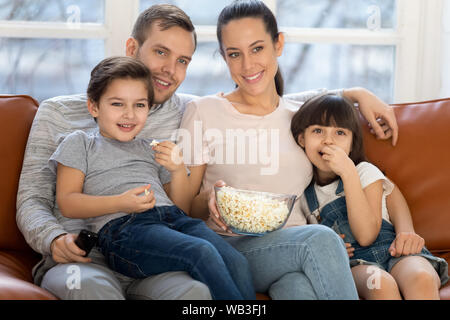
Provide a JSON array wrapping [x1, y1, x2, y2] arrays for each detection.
[[310, 98, 355, 130]]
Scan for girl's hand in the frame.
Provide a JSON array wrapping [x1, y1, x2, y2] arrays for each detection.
[[118, 185, 155, 213], [340, 234, 355, 258], [208, 180, 233, 233], [320, 145, 355, 178], [153, 141, 185, 173], [388, 231, 425, 257]]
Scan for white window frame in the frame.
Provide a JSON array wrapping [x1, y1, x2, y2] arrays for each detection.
[[0, 0, 139, 56], [0, 0, 443, 103]]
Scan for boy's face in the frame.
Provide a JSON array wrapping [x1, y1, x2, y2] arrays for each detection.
[[88, 78, 150, 142], [127, 23, 195, 105]]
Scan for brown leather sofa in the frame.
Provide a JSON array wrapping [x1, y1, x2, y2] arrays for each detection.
[[0, 95, 56, 299], [0, 94, 449, 300]]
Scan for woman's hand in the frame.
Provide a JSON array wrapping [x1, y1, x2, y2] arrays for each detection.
[[388, 231, 425, 257], [117, 185, 155, 213], [343, 87, 398, 146], [51, 233, 92, 264], [208, 180, 233, 233]]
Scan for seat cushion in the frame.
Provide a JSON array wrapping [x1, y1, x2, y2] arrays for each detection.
[[0, 250, 56, 300], [0, 95, 39, 251]]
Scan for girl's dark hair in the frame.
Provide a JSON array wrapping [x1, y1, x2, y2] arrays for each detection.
[[132, 4, 197, 49], [217, 0, 284, 96], [87, 56, 154, 106], [291, 94, 367, 166]]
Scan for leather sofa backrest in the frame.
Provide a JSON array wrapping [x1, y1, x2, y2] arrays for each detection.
[[0, 95, 38, 251], [1, 95, 449, 255], [361, 98, 450, 252]]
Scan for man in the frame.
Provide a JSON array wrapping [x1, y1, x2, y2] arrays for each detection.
[[16, 4, 403, 300], [17, 4, 211, 300]]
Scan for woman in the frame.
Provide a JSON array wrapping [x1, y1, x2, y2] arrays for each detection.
[[179, 0, 416, 299]]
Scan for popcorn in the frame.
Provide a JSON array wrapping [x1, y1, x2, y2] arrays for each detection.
[[215, 186, 291, 234], [149, 139, 159, 147]]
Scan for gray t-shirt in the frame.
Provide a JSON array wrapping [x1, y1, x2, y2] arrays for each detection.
[[16, 92, 196, 285], [48, 130, 174, 233], [17, 93, 195, 257]]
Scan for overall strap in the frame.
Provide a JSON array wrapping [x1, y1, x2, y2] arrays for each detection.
[[336, 179, 344, 195], [304, 180, 320, 218], [304, 178, 344, 222]]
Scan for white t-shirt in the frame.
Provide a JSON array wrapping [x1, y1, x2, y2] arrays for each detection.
[[299, 161, 394, 224], [179, 93, 313, 234]]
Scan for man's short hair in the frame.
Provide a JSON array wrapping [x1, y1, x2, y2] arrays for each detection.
[[132, 4, 197, 49]]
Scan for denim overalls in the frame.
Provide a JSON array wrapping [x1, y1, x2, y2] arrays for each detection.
[[304, 179, 449, 285]]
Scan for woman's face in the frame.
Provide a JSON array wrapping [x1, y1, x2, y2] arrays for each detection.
[[220, 17, 284, 97]]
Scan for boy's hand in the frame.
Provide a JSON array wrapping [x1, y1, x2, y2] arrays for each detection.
[[153, 141, 185, 173], [118, 184, 155, 213]]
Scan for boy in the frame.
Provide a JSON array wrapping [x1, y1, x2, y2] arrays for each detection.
[[49, 56, 255, 300]]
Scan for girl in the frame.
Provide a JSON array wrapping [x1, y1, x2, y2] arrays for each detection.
[[50, 56, 255, 300], [291, 94, 448, 299]]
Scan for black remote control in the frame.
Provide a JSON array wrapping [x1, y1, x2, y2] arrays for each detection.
[[74, 229, 98, 257]]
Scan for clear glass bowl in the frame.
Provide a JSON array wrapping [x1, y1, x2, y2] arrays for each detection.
[[214, 186, 297, 236]]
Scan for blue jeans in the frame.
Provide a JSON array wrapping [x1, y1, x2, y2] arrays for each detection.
[[225, 224, 358, 300], [97, 206, 255, 300]]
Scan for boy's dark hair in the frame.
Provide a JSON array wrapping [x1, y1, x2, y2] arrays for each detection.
[[87, 56, 154, 106], [217, 0, 284, 96], [291, 94, 367, 166], [132, 4, 197, 49]]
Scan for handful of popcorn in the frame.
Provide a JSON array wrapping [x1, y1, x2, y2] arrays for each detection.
[[149, 139, 159, 147], [215, 186, 296, 235]]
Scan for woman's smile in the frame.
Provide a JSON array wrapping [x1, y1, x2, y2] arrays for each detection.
[[243, 71, 264, 83]]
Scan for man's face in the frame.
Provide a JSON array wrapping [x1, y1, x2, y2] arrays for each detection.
[[128, 23, 195, 105]]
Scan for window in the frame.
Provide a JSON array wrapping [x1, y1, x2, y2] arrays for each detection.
[[0, 0, 104, 23], [0, 0, 107, 102], [276, 0, 396, 29], [0, 0, 445, 103], [276, 0, 397, 102], [0, 38, 103, 100]]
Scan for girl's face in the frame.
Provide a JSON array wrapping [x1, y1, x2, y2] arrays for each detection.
[[298, 124, 353, 176], [88, 78, 150, 142], [220, 17, 284, 97]]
